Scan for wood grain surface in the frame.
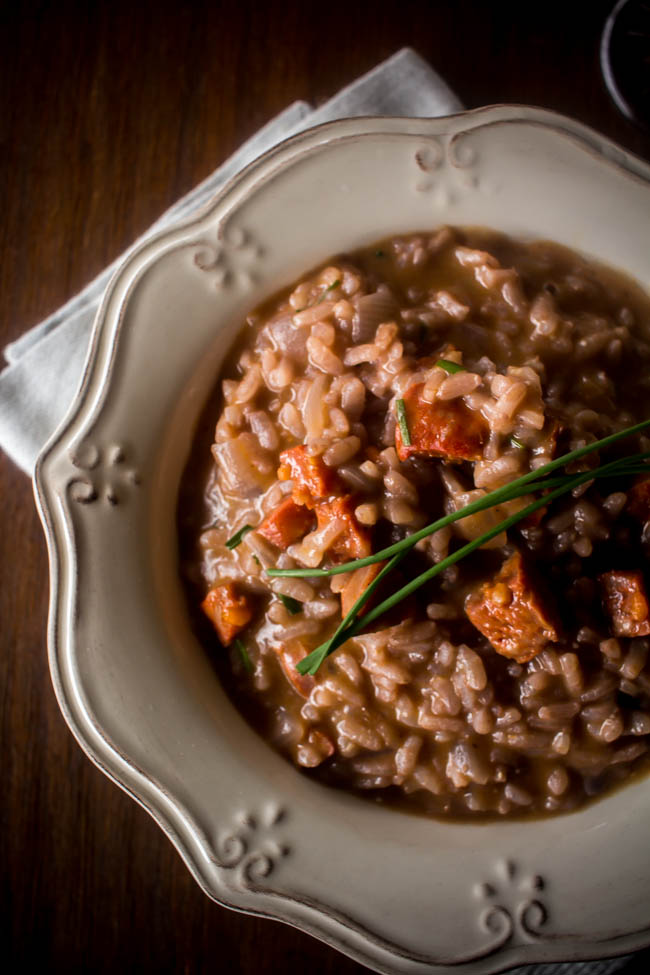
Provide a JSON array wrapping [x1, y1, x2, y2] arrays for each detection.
[[2, 1, 650, 972]]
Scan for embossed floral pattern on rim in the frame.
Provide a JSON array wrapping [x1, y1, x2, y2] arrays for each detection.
[[35, 107, 650, 975]]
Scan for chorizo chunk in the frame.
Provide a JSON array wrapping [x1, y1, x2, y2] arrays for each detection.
[[395, 383, 488, 462], [599, 570, 650, 637], [278, 445, 341, 507], [201, 582, 253, 646], [258, 497, 314, 549], [465, 551, 559, 663], [315, 495, 372, 561]]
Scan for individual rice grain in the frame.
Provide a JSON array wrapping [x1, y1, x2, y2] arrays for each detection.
[[411, 766, 444, 795], [559, 653, 583, 695], [249, 410, 280, 451], [301, 373, 328, 438], [384, 497, 417, 525], [279, 402, 304, 439], [428, 676, 462, 716], [337, 715, 385, 752], [621, 641, 649, 680], [504, 783, 533, 806], [293, 300, 337, 326], [597, 711, 624, 743], [456, 646, 487, 691], [446, 743, 491, 787], [384, 468, 419, 504], [234, 365, 263, 404], [335, 651, 363, 686], [547, 767, 569, 796], [537, 702, 581, 723], [307, 335, 344, 375], [395, 735, 423, 780], [355, 502, 379, 525], [437, 371, 482, 400], [271, 576, 315, 603], [471, 707, 494, 735], [304, 598, 340, 620], [552, 730, 572, 755], [323, 435, 361, 467]]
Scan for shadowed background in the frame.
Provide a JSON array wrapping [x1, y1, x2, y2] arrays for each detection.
[[2, 1, 650, 971]]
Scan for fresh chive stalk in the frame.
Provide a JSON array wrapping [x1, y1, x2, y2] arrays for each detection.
[[268, 421, 650, 580], [396, 399, 411, 446], [278, 593, 302, 615], [436, 359, 465, 374], [226, 524, 254, 550], [235, 638, 253, 673]]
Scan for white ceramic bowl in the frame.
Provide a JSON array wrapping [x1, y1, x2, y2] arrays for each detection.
[[35, 107, 650, 975]]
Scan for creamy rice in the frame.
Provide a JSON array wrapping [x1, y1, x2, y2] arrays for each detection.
[[179, 227, 650, 819]]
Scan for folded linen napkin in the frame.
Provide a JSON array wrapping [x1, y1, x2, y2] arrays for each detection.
[[0, 44, 638, 975], [0, 47, 461, 475]]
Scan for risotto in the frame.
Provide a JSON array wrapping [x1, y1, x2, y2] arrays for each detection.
[[178, 226, 650, 819]]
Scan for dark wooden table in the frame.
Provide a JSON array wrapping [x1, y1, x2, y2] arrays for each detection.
[[3, 1, 650, 971]]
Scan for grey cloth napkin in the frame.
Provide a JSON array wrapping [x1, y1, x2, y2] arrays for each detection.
[[0, 43, 637, 975], [0, 47, 461, 474]]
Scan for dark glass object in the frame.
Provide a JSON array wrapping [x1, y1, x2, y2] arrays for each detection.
[[600, 0, 650, 129]]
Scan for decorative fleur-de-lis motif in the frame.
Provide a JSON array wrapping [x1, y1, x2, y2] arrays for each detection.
[[193, 222, 264, 291], [413, 129, 481, 198], [210, 804, 289, 889], [67, 442, 141, 505], [473, 859, 548, 948]]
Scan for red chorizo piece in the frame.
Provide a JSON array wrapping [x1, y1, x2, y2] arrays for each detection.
[[201, 582, 253, 646], [599, 570, 650, 637], [465, 550, 560, 663], [257, 497, 314, 549], [315, 495, 372, 561], [273, 642, 316, 698], [277, 445, 341, 508], [395, 383, 488, 463]]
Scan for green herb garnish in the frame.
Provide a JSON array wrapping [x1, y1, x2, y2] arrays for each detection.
[[396, 399, 411, 446], [436, 359, 465, 374], [252, 554, 262, 567], [511, 436, 526, 449], [235, 638, 253, 673], [225, 524, 254, 550], [278, 593, 302, 615], [375, 249, 385, 258]]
